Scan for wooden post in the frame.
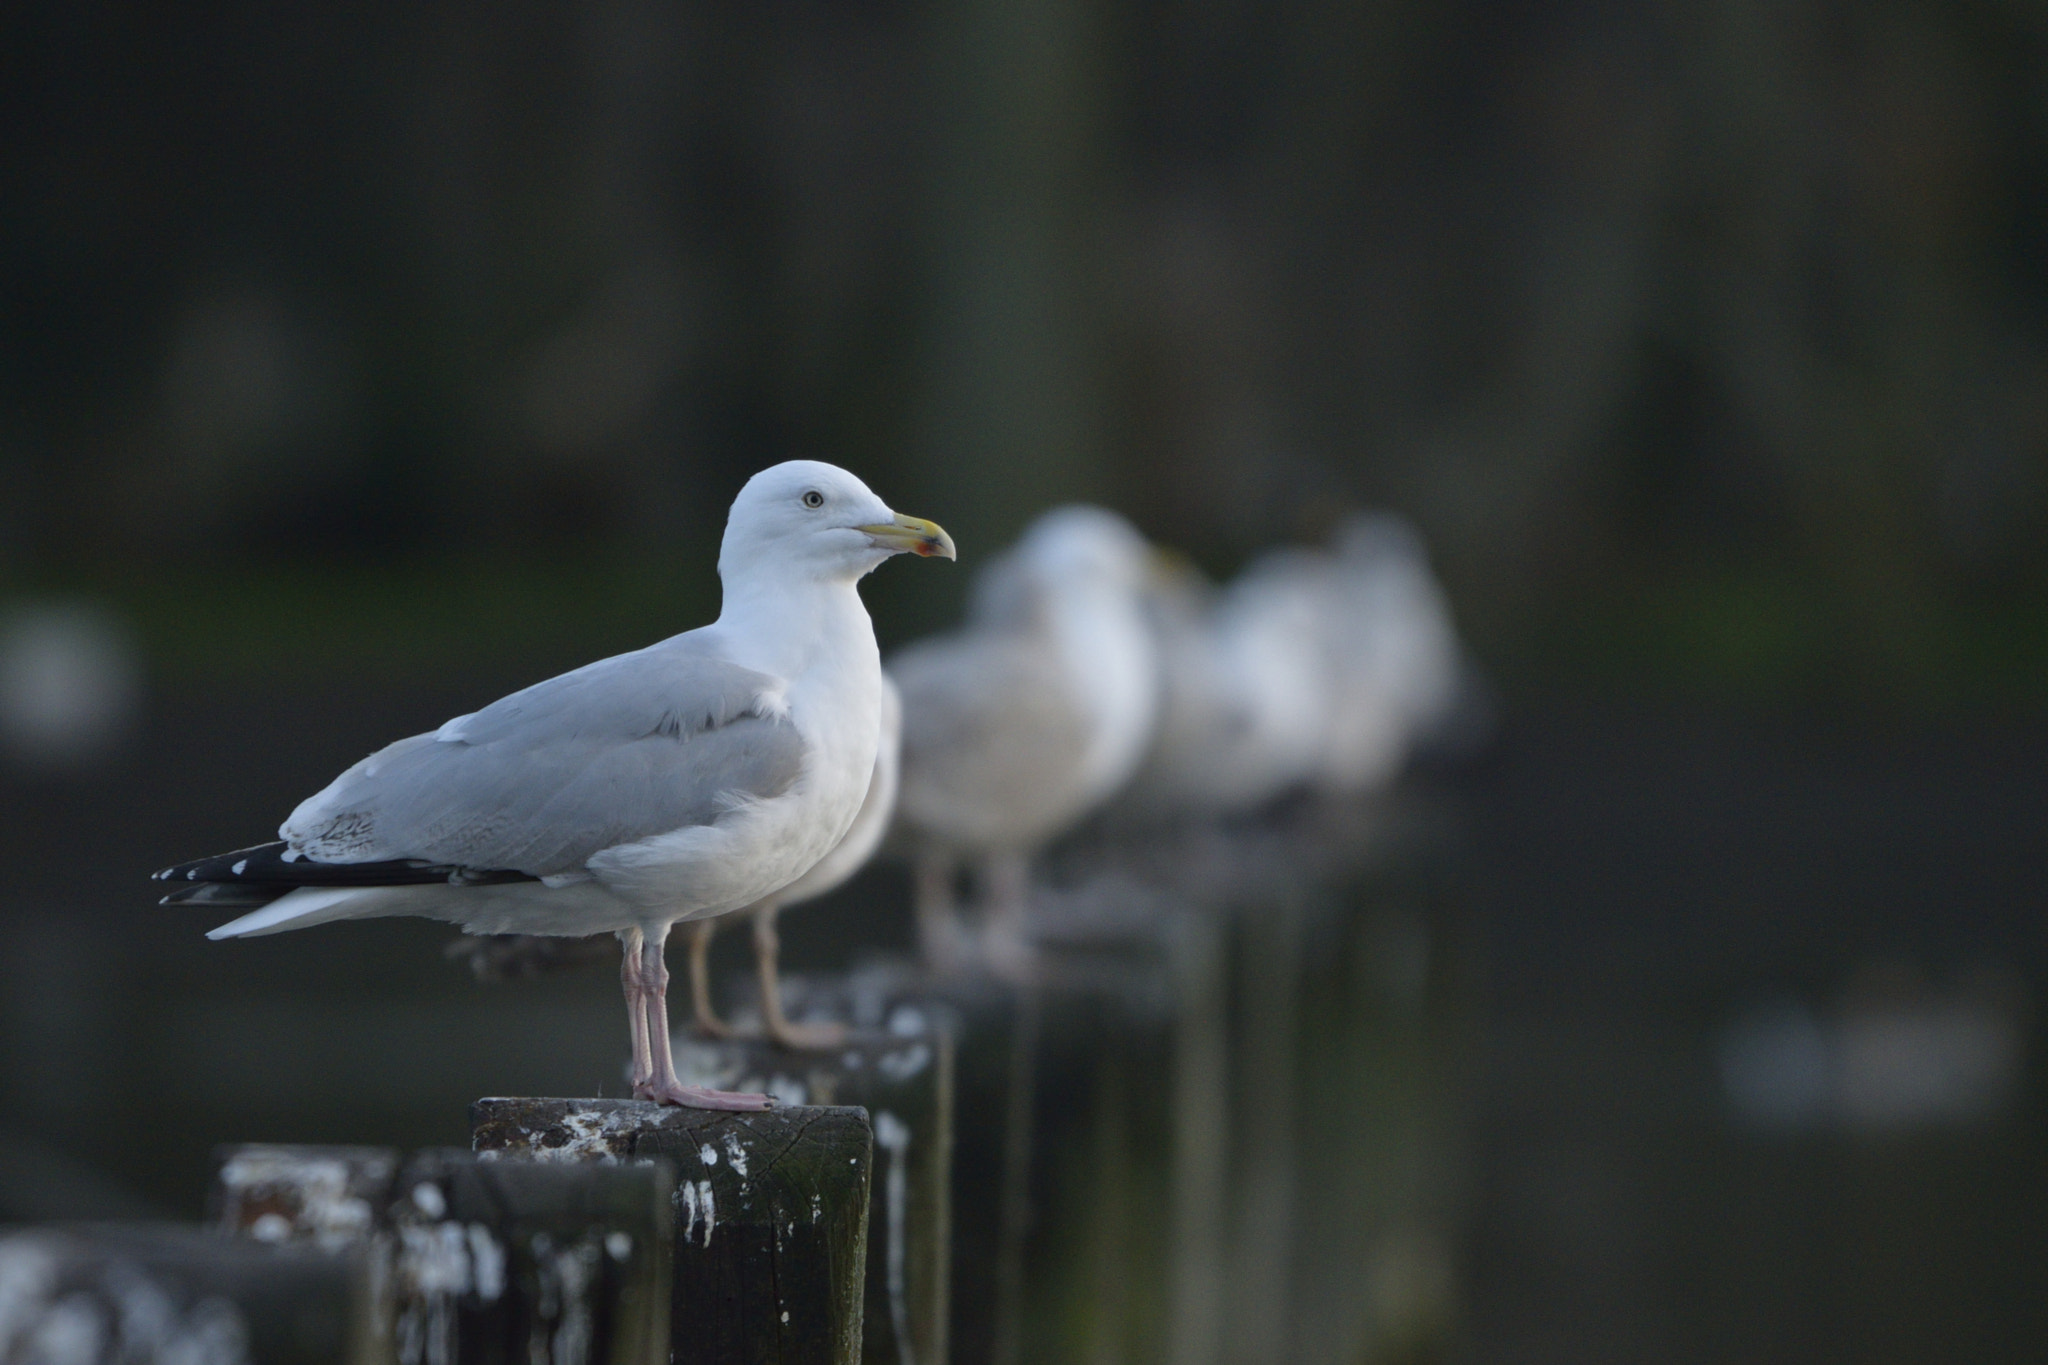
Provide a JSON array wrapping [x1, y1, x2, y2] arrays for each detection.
[[471, 1098, 872, 1365], [0, 1224, 382, 1365], [392, 1150, 672, 1365], [210, 1143, 400, 1249], [667, 1026, 955, 1365], [210, 1142, 673, 1365]]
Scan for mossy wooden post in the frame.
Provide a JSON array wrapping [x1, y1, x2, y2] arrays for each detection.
[[669, 1024, 955, 1365], [0, 1224, 382, 1365], [392, 1150, 673, 1365], [471, 1098, 872, 1365], [209, 1142, 674, 1365]]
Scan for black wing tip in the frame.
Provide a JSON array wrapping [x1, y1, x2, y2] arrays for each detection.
[[153, 840, 540, 893], [155, 841, 288, 884]]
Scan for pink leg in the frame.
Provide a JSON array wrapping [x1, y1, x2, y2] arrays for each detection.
[[633, 924, 776, 1111], [916, 850, 969, 975], [979, 852, 1042, 984], [755, 900, 846, 1050], [619, 927, 652, 1089], [686, 919, 732, 1038]]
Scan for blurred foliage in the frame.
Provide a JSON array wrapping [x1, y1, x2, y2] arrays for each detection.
[[1, 0, 2043, 703]]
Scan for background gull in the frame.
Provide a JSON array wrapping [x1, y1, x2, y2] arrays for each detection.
[[1316, 513, 1464, 795], [888, 506, 1158, 975], [1118, 546, 1337, 818], [683, 673, 901, 1049], [154, 460, 953, 1109]]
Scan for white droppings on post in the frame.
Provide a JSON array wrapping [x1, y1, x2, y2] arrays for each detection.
[[409, 1183, 446, 1219], [605, 1232, 632, 1262], [722, 1131, 749, 1178], [877, 1043, 931, 1082], [526, 1107, 646, 1162], [397, 1222, 471, 1296], [465, 1225, 505, 1302], [247, 1213, 291, 1244], [874, 1111, 917, 1365], [0, 1237, 252, 1365], [537, 1239, 599, 1365], [695, 1181, 716, 1248], [699, 1144, 719, 1168], [216, 1149, 388, 1251]]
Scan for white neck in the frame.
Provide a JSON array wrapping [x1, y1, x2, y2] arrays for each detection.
[[714, 570, 879, 685]]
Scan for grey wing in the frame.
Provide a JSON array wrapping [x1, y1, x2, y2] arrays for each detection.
[[888, 631, 1093, 846], [280, 637, 807, 876]]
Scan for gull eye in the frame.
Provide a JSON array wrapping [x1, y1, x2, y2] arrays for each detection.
[[802, 489, 825, 509]]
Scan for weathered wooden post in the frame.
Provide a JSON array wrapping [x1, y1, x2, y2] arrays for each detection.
[[0, 1224, 383, 1365], [211, 1143, 400, 1249], [211, 1141, 674, 1365], [471, 1098, 873, 1365], [668, 1023, 955, 1365], [391, 1149, 672, 1365]]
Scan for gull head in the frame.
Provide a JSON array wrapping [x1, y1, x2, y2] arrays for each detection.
[[721, 460, 956, 585], [971, 504, 1154, 623]]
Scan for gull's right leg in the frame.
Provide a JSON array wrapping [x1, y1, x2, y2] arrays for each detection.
[[635, 923, 775, 1111], [619, 926, 653, 1091], [979, 851, 1042, 984], [686, 919, 732, 1038], [916, 849, 968, 975], [755, 900, 847, 1050]]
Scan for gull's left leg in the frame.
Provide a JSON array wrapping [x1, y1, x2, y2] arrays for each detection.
[[635, 922, 776, 1110], [619, 927, 652, 1090], [979, 852, 1042, 984], [686, 919, 732, 1038], [754, 900, 847, 1050]]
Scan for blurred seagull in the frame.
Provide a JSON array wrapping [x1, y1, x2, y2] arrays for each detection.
[[155, 461, 953, 1109], [683, 674, 901, 1049], [1316, 513, 1462, 794], [1120, 546, 1336, 818], [888, 506, 1158, 975]]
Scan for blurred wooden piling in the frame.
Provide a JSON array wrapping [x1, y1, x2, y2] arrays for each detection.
[[392, 1149, 672, 1365], [939, 797, 1471, 1365], [0, 1223, 382, 1365], [471, 1098, 873, 1365], [211, 1141, 673, 1365], [670, 1027, 955, 1365], [211, 1143, 400, 1248]]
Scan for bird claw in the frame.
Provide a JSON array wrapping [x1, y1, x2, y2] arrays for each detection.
[[635, 1080, 777, 1111]]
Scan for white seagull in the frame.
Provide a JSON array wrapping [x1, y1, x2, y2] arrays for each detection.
[[888, 506, 1158, 975], [1119, 546, 1336, 818], [682, 673, 901, 1049], [156, 461, 953, 1109], [1316, 513, 1462, 795]]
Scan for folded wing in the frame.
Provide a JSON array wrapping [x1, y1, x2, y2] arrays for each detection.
[[275, 635, 808, 878]]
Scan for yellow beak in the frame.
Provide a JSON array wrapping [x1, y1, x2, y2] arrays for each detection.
[[858, 513, 957, 560]]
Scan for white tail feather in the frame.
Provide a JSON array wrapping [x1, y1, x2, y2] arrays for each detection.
[[205, 886, 391, 939]]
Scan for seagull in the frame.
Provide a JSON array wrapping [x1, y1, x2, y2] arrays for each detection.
[[683, 673, 901, 1049], [1316, 513, 1462, 794], [887, 506, 1158, 975], [1118, 546, 1336, 818], [155, 461, 953, 1109]]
